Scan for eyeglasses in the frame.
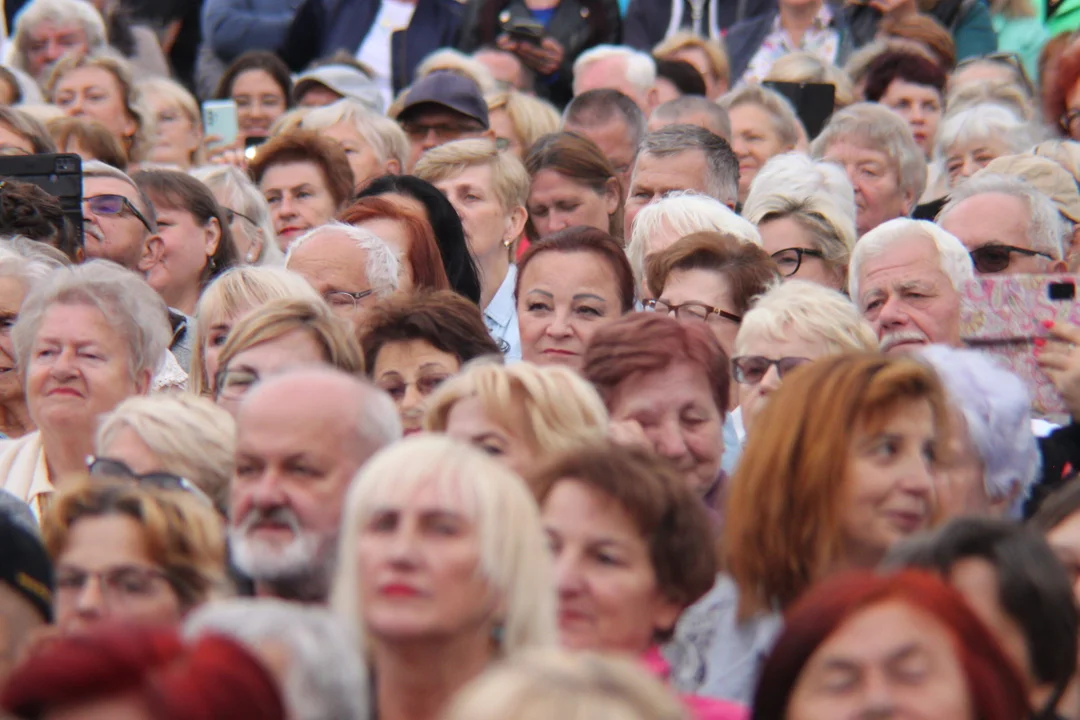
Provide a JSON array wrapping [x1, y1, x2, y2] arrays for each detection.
[[731, 356, 811, 385], [401, 121, 485, 143], [377, 373, 452, 401], [55, 565, 172, 605], [214, 366, 262, 402], [643, 298, 741, 324], [770, 248, 826, 278], [968, 244, 1054, 273], [324, 289, 375, 312], [85, 194, 154, 233], [86, 456, 213, 506], [224, 207, 256, 226]]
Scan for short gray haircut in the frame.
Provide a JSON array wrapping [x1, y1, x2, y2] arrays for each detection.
[[638, 124, 739, 206], [938, 172, 1067, 260], [301, 99, 409, 172], [651, 96, 731, 138], [717, 84, 803, 148], [572, 45, 656, 97], [562, 88, 647, 150], [935, 104, 1035, 172], [10, 0, 107, 76], [0, 236, 67, 287], [189, 165, 283, 266], [82, 160, 157, 233], [12, 260, 171, 380], [810, 102, 928, 205], [919, 345, 1039, 517], [849, 218, 974, 303], [285, 221, 400, 297], [184, 598, 368, 720]]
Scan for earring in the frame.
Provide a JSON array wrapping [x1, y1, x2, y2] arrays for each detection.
[[245, 251, 256, 263], [502, 237, 513, 248]]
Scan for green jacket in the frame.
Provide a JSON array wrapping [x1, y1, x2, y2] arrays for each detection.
[[992, 14, 1049, 79]]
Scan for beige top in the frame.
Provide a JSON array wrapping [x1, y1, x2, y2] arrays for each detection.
[[0, 432, 50, 521]]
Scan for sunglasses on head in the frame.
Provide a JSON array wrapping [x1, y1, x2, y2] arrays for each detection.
[[731, 356, 810, 385], [86, 456, 214, 506], [224, 207, 256, 226], [85, 194, 154, 233], [969, 244, 1053, 274]]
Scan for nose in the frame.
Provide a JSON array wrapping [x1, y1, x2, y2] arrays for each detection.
[[388, 523, 421, 565], [898, 450, 935, 497], [758, 363, 783, 393], [44, 40, 65, 63], [959, 156, 979, 180], [648, 417, 690, 463], [421, 129, 441, 151], [66, 95, 84, 116], [276, 194, 297, 219], [48, 347, 78, 378], [247, 471, 288, 510], [549, 212, 572, 232], [400, 383, 424, 415], [75, 576, 107, 619], [544, 310, 573, 338], [876, 294, 910, 330], [553, 549, 586, 597]]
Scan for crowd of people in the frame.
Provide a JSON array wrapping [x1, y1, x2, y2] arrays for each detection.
[[0, 0, 1078, 718]]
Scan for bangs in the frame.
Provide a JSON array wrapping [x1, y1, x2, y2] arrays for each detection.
[[852, 361, 947, 438]]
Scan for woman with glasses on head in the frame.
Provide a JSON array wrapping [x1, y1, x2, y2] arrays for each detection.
[[190, 166, 283, 267]]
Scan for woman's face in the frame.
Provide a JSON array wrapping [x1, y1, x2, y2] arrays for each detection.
[[839, 399, 937, 568], [0, 276, 27, 406], [214, 328, 327, 417], [945, 137, 1010, 187], [489, 107, 525, 160], [879, 79, 942, 158], [543, 479, 681, 654], [212, 190, 262, 264], [373, 339, 459, 436], [145, 205, 220, 314], [787, 600, 976, 720], [261, 162, 338, 250], [231, 69, 286, 140], [1046, 511, 1080, 607], [517, 251, 624, 372], [758, 216, 844, 290], [431, 164, 512, 266], [730, 103, 789, 202], [444, 395, 535, 478], [26, 304, 144, 432], [147, 96, 201, 169], [657, 268, 740, 359], [608, 361, 724, 496], [528, 169, 617, 240], [201, 303, 252, 391], [357, 479, 497, 644], [323, 120, 391, 191], [736, 333, 828, 436], [53, 67, 136, 146], [353, 217, 415, 291], [54, 514, 184, 633]]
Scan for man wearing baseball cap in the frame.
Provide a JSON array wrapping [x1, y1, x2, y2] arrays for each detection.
[[0, 494, 52, 683], [393, 70, 495, 170]]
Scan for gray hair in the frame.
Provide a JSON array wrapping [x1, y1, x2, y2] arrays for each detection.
[[12, 260, 170, 380], [0, 236, 67, 288], [651, 96, 731, 139], [10, 0, 107, 77], [638, 124, 739, 206], [572, 45, 656, 97], [189, 165, 283, 266], [938, 172, 1067, 260], [745, 152, 858, 224], [562, 88, 647, 150], [184, 598, 368, 720], [849, 218, 974, 303], [285, 222, 400, 297], [83, 160, 157, 233], [935, 104, 1035, 170], [919, 345, 1039, 517], [717, 84, 803, 148], [301, 99, 409, 172], [810, 102, 928, 205]]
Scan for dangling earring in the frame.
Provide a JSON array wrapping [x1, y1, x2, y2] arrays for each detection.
[[245, 250, 256, 263]]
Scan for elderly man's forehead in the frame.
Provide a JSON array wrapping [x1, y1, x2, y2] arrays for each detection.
[[294, 229, 369, 257]]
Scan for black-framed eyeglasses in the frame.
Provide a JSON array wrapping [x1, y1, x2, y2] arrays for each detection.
[[770, 247, 826, 278], [324, 289, 375, 312], [85, 194, 154, 233], [401, 121, 485, 143], [643, 298, 741, 324], [86, 456, 213, 506], [732, 356, 811, 385], [224, 207, 256, 226], [969, 244, 1054, 274]]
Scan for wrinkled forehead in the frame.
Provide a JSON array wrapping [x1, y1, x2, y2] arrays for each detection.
[[860, 236, 946, 289]]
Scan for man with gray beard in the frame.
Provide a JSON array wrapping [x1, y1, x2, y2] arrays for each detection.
[[229, 367, 401, 602]]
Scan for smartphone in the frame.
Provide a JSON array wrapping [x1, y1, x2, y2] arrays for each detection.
[[243, 135, 267, 161], [0, 153, 82, 240], [762, 81, 836, 140], [960, 274, 1080, 421], [506, 19, 546, 45], [202, 99, 238, 148]]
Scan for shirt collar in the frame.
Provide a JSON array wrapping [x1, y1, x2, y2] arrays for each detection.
[[485, 264, 517, 329], [771, 3, 834, 33]]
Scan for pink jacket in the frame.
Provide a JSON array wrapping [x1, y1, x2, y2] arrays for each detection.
[[642, 647, 749, 720]]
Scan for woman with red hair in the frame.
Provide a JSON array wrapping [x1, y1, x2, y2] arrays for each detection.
[[1046, 37, 1080, 140], [752, 570, 1030, 720], [1, 623, 285, 719]]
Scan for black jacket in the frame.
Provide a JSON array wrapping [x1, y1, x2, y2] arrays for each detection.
[[1027, 422, 1080, 517], [622, 0, 775, 52]]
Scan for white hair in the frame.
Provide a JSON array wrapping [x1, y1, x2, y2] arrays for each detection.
[[745, 152, 857, 227], [936, 104, 1035, 179], [300, 99, 409, 171], [919, 345, 1039, 518], [184, 599, 368, 720], [0, 236, 66, 286], [190, 165, 283, 266], [627, 191, 761, 286], [849, 218, 975, 303], [938, 171, 1067, 260], [573, 45, 656, 97], [9, 0, 107, 77], [83, 159, 157, 231], [286, 221, 400, 297]]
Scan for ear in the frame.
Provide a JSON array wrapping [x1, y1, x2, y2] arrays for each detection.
[[247, 228, 266, 264], [902, 186, 918, 215], [483, 129, 497, 143], [137, 234, 165, 274], [651, 594, 684, 641], [603, 178, 619, 215], [385, 157, 402, 175], [134, 367, 152, 396], [204, 217, 222, 257], [645, 87, 659, 114], [504, 205, 528, 242]]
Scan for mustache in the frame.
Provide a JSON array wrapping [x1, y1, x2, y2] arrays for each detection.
[[880, 330, 929, 352], [235, 505, 303, 535]]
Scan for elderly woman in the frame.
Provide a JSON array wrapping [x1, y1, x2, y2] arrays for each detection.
[[426, 361, 608, 478], [131, 169, 238, 316], [299, 99, 408, 192], [361, 291, 500, 436], [9, 0, 108, 85], [717, 86, 802, 205], [213, 51, 292, 144], [937, 104, 1036, 189], [137, 77, 204, 170], [531, 441, 745, 720], [515, 227, 634, 372], [524, 132, 623, 241], [44, 482, 226, 633], [0, 262, 170, 514], [248, 130, 355, 252], [486, 91, 561, 162], [331, 435, 557, 720], [863, 50, 947, 160], [668, 353, 947, 703], [810, 102, 927, 237], [213, 297, 364, 416], [190, 166, 283, 266], [93, 394, 235, 513]]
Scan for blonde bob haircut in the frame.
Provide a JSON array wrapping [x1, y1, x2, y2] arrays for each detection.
[[444, 649, 686, 720], [96, 395, 236, 512], [734, 280, 878, 357], [188, 267, 320, 396], [212, 297, 364, 393], [301, 99, 409, 174], [652, 31, 730, 91], [485, 91, 561, 155], [765, 52, 856, 108], [414, 138, 530, 212], [137, 76, 205, 166], [43, 482, 227, 609], [717, 85, 803, 149], [331, 435, 558, 655]]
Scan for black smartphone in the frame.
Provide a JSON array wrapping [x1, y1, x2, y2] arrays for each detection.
[[506, 19, 546, 45], [763, 81, 836, 140], [0, 153, 82, 238]]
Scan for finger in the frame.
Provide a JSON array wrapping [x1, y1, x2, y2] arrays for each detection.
[[1046, 320, 1080, 345], [1036, 349, 1073, 371]]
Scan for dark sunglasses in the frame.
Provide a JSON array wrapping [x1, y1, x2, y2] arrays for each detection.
[[86, 456, 213, 506], [770, 247, 826, 278], [732, 356, 810, 385], [969, 244, 1053, 274], [85, 194, 154, 233]]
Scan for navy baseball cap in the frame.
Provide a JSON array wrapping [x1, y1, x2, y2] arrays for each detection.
[[0, 499, 52, 622], [395, 71, 489, 129]]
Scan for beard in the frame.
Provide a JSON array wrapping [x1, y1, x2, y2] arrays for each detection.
[[229, 506, 336, 602]]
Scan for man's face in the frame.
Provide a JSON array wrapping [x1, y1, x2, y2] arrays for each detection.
[[286, 230, 379, 335], [822, 139, 913, 236], [82, 176, 151, 271], [564, 117, 637, 199], [624, 149, 709, 238], [939, 192, 1060, 275], [25, 20, 87, 82], [573, 57, 654, 113], [856, 234, 963, 354], [399, 106, 488, 170]]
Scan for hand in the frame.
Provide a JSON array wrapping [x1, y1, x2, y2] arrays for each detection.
[[204, 136, 248, 170], [513, 36, 564, 76], [1036, 320, 1080, 419]]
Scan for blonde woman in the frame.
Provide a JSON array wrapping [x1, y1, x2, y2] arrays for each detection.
[[765, 52, 856, 108], [137, 77, 204, 170], [300, 99, 409, 191], [331, 435, 556, 720], [424, 361, 608, 480], [652, 31, 730, 101], [485, 91, 561, 161]]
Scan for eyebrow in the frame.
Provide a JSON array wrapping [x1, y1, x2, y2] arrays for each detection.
[[573, 294, 607, 303], [526, 290, 554, 298]]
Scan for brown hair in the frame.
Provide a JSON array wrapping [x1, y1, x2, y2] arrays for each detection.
[[877, 13, 956, 69], [515, 227, 635, 313], [645, 231, 778, 315], [725, 353, 949, 619], [47, 116, 128, 171], [584, 312, 730, 418], [339, 196, 451, 293], [0, 107, 56, 154], [360, 290, 500, 371], [524, 132, 624, 238], [530, 441, 717, 641], [248, 130, 355, 210], [1046, 36, 1080, 130]]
